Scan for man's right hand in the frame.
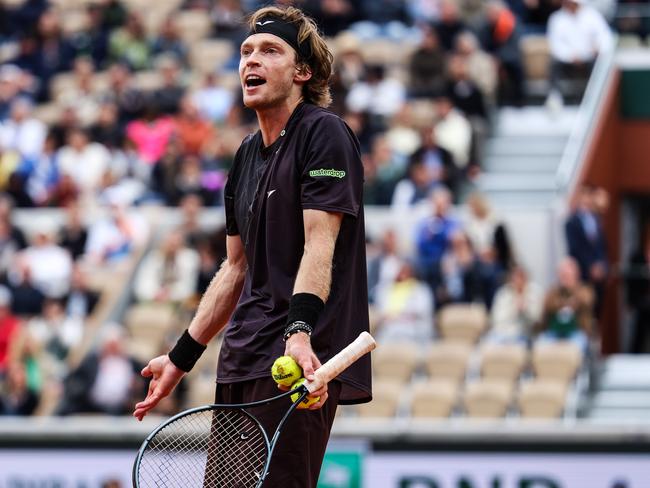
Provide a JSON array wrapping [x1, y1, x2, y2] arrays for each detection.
[[133, 355, 185, 421]]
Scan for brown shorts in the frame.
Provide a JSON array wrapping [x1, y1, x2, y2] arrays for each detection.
[[215, 377, 341, 488]]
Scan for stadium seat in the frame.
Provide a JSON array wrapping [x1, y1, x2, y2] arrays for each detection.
[[33, 103, 63, 127], [618, 35, 643, 49], [480, 342, 528, 382], [143, 11, 174, 37], [520, 35, 550, 81], [120, 0, 150, 12], [357, 380, 402, 418], [463, 379, 513, 418], [128, 337, 161, 364], [132, 70, 165, 91], [50, 73, 77, 102], [124, 302, 177, 330], [518, 380, 567, 418], [48, 0, 88, 9], [124, 303, 177, 347], [92, 70, 111, 93], [410, 379, 458, 418], [190, 40, 235, 74], [372, 342, 420, 383], [405, 100, 437, 129], [1, 0, 28, 7], [175, 10, 213, 44], [424, 342, 472, 385], [361, 39, 416, 67], [60, 8, 89, 35], [438, 304, 488, 344], [50, 72, 110, 105], [532, 341, 582, 384]]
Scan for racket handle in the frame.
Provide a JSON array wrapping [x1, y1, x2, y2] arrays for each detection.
[[305, 331, 376, 393]]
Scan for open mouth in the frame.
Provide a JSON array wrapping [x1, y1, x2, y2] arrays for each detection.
[[245, 75, 266, 87]]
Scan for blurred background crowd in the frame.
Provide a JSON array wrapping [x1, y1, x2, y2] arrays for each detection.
[[0, 0, 646, 422]]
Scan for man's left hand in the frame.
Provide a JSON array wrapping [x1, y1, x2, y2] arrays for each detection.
[[283, 332, 328, 409]]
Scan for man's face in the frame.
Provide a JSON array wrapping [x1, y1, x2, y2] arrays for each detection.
[[239, 33, 302, 110], [578, 187, 592, 211], [564, 0, 579, 13], [433, 192, 450, 216], [511, 268, 527, 292], [558, 260, 579, 288]]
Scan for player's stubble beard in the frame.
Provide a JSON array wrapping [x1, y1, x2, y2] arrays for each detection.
[[243, 67, 299, 111]]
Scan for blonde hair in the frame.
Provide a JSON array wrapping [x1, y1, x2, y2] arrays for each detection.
[[467, 191, 491, 219], [247, 6, 333, 108]]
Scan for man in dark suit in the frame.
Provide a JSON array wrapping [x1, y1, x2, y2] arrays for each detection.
[[565, 185, 608, 317], [64, 265, 99, 320]]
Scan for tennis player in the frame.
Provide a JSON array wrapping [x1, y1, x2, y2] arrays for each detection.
[[134, 5, 371, 486]]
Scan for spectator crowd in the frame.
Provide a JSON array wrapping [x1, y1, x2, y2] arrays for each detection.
[[368, 184, 608, 356], [0, 0, 636, 418]]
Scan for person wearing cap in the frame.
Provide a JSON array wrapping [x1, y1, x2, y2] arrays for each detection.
[[134, 6, 371, 486], [547, 0, 613, 102], [0, 65, 25, 122], [14, 222, 72, 299], [0, 96, 46, 160]]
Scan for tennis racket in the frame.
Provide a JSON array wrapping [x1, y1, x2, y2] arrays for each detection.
[[133, 331, 376, 488]]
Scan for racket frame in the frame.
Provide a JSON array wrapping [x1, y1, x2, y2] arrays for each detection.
[[132, 386, 311, 488]]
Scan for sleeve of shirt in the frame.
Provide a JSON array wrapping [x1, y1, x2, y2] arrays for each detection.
[[547, 14, 571, 62], [224, 145, 244, 236], [591, 10, 614, 54], [300, 114, 363, 217], [224, 178, 238, 236]]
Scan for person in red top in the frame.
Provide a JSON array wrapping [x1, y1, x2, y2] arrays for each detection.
[[0, 285, 20, 375], [481, 0, 524, 106], [174, 95, 215, 156], [125, 100, 176, 165]]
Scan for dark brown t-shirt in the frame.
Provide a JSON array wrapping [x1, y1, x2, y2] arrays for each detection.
[[218, 103, 371, 405]]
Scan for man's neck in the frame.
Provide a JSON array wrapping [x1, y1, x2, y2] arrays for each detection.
[[256, 96, 303, 147]]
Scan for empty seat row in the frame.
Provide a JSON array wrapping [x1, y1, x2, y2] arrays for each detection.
[[359, 378, 568, 420], [50, 39, 234, 98], [373, 341, 582, 385]]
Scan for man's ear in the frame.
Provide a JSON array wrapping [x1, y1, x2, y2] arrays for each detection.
[[295, 63, 312, 83]]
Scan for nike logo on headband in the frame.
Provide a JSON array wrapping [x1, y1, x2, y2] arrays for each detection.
[[250, 17, 312, 60]]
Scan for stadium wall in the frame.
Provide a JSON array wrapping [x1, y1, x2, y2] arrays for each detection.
[[561, 52, 650, 354], [1, 419, 649, 488]]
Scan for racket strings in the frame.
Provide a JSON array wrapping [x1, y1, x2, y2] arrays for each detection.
[[137, 408, 269, 487], [204, 410, 267, 487]]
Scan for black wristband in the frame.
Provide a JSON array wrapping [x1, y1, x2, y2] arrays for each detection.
[[286, 293, 325, 329], [168, 329, 207, 373]]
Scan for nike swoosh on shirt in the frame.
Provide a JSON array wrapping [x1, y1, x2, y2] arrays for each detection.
[[267, 189, 277, 198]]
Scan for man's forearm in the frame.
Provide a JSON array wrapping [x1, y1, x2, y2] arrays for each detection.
[[188, 261, 246, 345], [293, 212, 340, 301], [293, 239, 336, 301]]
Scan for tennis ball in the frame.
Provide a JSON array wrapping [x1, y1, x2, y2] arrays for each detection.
[[290, 378, 320, 409], [271, 356, 302, 387]]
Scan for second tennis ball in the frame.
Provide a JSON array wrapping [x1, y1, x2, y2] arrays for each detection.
[[271, 356, 303, 387], [290, 378, 320, 408]]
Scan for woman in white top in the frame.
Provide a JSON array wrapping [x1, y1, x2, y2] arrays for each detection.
[[488, 265, 544, 344]]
